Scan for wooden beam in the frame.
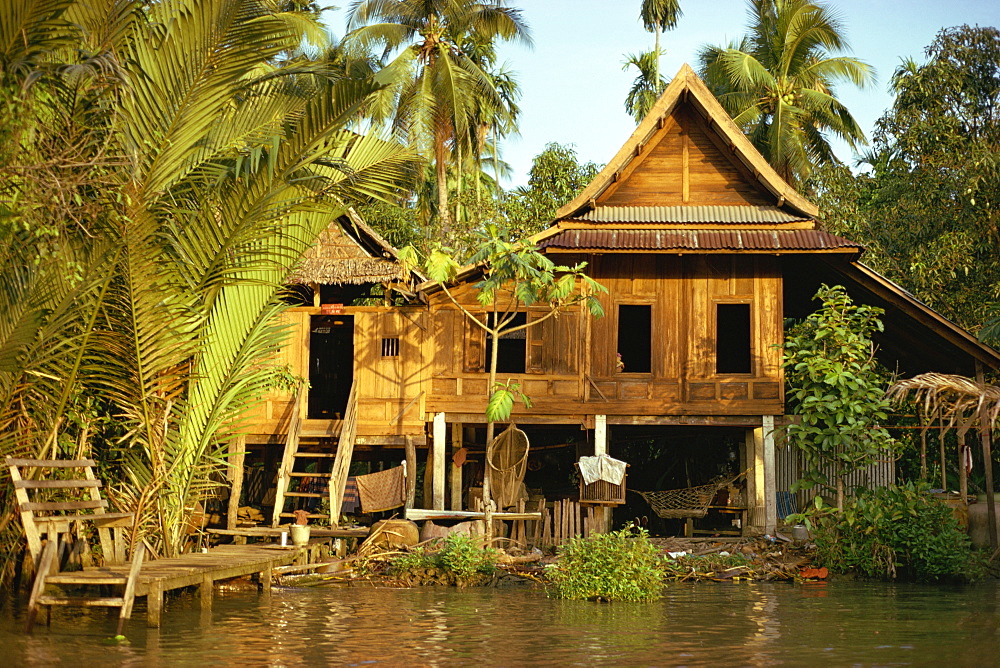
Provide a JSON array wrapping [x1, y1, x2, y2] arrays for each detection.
[[404, 435, 417, 510], [432, 412, 446, 510]]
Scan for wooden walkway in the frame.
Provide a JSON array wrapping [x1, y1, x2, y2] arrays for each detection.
[[66, 542, 321, 627]]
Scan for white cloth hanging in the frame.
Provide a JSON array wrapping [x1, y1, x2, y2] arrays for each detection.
[[578, 454, 627, 486]]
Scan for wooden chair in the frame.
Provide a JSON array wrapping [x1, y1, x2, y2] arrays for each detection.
[[6, 457, 144, 634]]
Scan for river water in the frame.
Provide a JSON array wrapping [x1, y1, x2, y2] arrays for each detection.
[[1, 579, 998, 666]]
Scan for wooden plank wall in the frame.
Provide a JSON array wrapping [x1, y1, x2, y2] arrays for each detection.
[[600, 107, 773, 208]]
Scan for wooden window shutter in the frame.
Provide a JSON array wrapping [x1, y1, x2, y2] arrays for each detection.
[[526, 311, 545, 373], [463, 314, 486, 372]]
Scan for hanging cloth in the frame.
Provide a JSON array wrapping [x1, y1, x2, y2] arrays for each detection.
[[356, 465, 406, 513], [578, 454, 627, 486]]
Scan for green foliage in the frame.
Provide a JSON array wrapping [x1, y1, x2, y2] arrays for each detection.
[[782, 285, 899, 507], [793, 483, 973, 581], [486, 380, 532, 423], [546, 527, 664, 602], [698, 0, 874, 184], [810, 25, 1000, 337], [0, 0, 413, 564], [391, 534, 497, 580], [503, 143, 601, 237], [622, 49, 667, 123]]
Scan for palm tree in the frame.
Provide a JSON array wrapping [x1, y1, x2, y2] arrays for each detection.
[[345, 0, 531, 240], [0, 0, 413, 561], [640, 0, 682, 94], [623, 49, 668, 122], [697, 0, 873, 184]]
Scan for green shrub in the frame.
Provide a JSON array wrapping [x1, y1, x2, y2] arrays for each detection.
[[390, 534, 497, 579], [437, 534, 497, 578], [796, 482, 972, 581], [546, 527, 664, 601]]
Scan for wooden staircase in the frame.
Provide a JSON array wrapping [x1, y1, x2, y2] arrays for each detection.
[[271, 382, 358, 527]]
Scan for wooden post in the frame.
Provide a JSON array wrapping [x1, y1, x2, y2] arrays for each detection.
[[977, 362, 997, 549], [432, 413, 446, 510], [920, 425, 928, 481], [747, 425, 765, 531], [200, 573, 213, 609], [227, 435, 246, 530], [939, 426, 948, 490], [450, 422, 463, 511], [763, 416, 776, 534], [958, 428, 969, 503], [404, 435, 417, 510], [147, 580, 164, 628]]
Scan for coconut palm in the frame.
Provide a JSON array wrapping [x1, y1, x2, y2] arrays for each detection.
[[640, 0, 682, 95], [0, 0, 413, 561], [623, 49, 668, 122], [345, 0, 531, 240], [697, 0, 873, 184]]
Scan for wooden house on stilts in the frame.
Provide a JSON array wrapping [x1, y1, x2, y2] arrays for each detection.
[[237, 65, 1000, 541]]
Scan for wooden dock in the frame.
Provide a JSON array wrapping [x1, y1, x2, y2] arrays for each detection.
[[63, 542, 323, 627]]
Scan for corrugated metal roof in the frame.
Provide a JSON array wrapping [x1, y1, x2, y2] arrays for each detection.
[[538, 229, 861, 252], [573, 205, 810, 224]]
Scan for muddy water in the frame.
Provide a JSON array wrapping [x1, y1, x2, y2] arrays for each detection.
[[1, 580, 999, 666]]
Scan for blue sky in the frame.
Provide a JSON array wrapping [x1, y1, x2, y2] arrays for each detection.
[[325, 1, 1000, 187]]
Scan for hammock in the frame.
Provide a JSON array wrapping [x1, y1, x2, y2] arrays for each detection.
[[635, 470, 746, 519]]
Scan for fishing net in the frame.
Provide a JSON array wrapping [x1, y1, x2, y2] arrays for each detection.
[[487, 424, 529, 510]]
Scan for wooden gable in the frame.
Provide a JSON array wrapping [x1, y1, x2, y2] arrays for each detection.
[[599, 105, 774, 208], [554, 64, 817, 223]]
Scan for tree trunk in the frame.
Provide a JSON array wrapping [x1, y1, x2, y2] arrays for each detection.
[[483, 321, 500, 546], [654, 26, 661, 93], [434, 123, 451, 240], [836, 472, 844, 511]]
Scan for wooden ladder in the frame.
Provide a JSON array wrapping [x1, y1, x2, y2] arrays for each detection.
[[26, 540, 145, 635], [271, 381, 358, 527]]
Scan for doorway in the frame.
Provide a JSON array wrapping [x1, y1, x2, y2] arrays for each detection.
[[308, 315, 354, 419]]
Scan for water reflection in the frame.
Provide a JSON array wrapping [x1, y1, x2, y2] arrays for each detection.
[[1, 581, 998, 665]]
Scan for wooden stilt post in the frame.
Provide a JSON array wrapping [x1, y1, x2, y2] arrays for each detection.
[[450, 422, 463, 511], [432, 413, 446, 510], [227, 435, 246, 530], [958, 428, 969, 504], [940, 425, 948, 491], [976, 362, 997, 550], [404, 435, 417, 510]]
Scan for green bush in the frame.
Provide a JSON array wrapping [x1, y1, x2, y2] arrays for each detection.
[[390, 534, 497, 579], [546, 527, 664, 601], [797, 482, 972, 581]]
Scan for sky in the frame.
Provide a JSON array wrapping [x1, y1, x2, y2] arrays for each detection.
[[325, 1, 1000, 188]]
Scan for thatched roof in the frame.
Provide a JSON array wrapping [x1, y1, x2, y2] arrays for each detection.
[[286, 209, 412, 286], [888, 372, 1000, 429]]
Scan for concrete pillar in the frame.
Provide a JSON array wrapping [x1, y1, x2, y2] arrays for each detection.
[[747, 426, 764, 532], [593, 415, 609, 532], [763, 415, 776, 534], [594, 415, 607, 456], [432, 412, 446, 510]]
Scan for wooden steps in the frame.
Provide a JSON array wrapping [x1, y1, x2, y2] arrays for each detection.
[[271, 382, 359, 528]]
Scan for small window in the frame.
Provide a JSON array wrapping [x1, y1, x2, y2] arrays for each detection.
[[381, 337, 400, 357], [488, 312, 527, 374], [617, 305, 652, 373], [717, 303, 752, 374]]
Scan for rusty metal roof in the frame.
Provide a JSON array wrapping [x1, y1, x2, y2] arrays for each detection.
[[572, 205, 810, 224], [538, 229, 861, 252]]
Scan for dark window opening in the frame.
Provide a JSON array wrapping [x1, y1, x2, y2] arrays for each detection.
[[381, 337, 400, 357], [488, 312, 527, 374], [717, 303, 752, 374], [617, 305, 652, 373]]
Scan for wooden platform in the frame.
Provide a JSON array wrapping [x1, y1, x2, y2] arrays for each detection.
[[209, 527, 370, 539], [70, 542, 322, 627], [405, 509, 542, 522]]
